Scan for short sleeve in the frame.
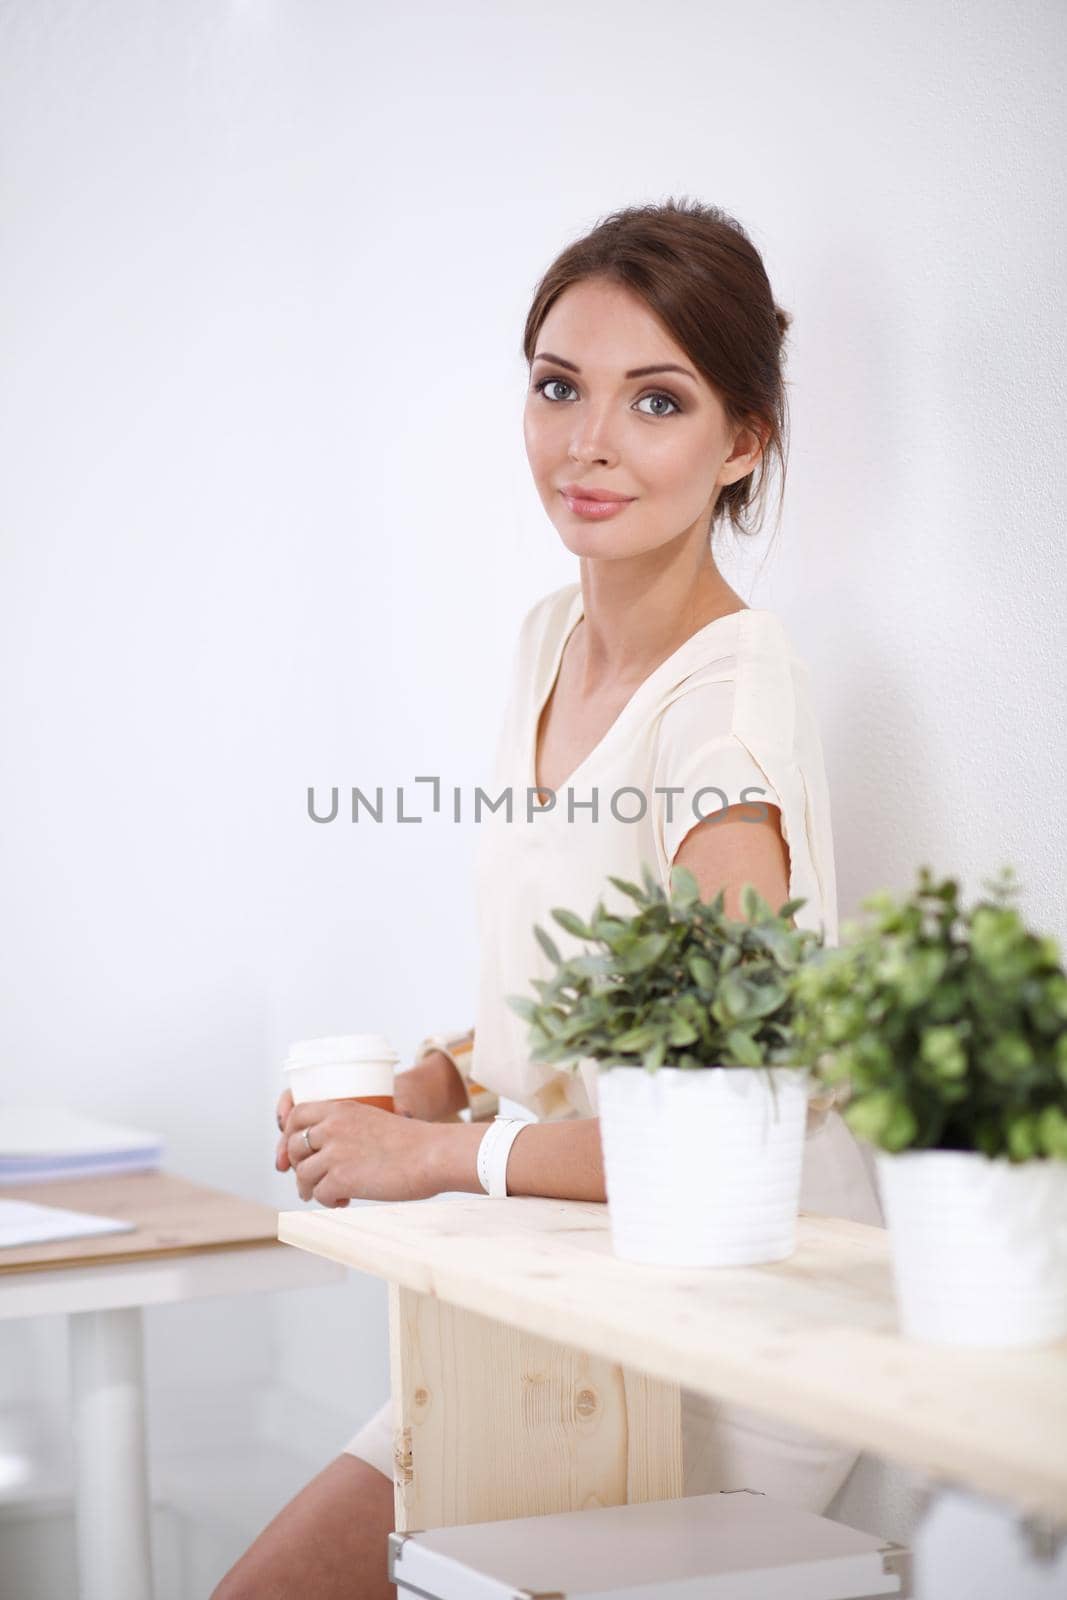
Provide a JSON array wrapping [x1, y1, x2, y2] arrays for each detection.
[[655, 731, 786, 872], [652, 719, 836, 945]]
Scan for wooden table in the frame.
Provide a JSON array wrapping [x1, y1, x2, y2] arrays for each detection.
[[1, 1172, 344, 1600], [278, 1193, 1067, 1538]]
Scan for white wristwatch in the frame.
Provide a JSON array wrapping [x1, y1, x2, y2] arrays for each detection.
[[476, 1115, 529, 1197]]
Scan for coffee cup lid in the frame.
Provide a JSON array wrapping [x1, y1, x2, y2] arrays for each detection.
[[284, 1033, 399, 1068]]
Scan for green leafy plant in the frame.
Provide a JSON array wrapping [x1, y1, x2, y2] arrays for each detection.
[[505, 860, 825, 1088], [792, 864, 1067, 1161]]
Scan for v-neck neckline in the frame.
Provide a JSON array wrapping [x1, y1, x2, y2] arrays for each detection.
[[528, 586, 760, 806]]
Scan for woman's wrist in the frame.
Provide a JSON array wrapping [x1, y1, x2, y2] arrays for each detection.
[[423, 1119, 486, 1194]]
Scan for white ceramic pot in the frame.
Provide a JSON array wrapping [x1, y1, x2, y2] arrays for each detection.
[[595, 1064, 811, 1267], [875, 1148, 1067, 1346]]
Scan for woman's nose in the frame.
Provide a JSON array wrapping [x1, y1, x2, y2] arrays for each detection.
[[569, 418, 618, 467]]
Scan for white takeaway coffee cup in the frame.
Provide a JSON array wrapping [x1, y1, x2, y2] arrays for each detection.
[[283, 1033, 399, 1111]]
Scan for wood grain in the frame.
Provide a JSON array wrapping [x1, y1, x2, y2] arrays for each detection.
[[388, 1281, 681, 1531]]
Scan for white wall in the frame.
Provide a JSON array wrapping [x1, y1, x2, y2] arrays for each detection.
[[1, 0, 1063, 1587]]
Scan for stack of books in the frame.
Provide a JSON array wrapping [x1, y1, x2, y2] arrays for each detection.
[[0, 1107, 163, 1184]]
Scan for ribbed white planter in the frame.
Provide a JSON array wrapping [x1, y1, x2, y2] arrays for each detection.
[[596, 1064, 810, 1267], [875, 1149, 1067, 1346]]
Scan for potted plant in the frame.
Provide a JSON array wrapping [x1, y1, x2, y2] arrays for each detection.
[[506, 862, 825, 1267], [792, 864, 1067, 1347]]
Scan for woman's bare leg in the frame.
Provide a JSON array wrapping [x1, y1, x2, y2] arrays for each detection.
[[210, 1453, 396, 1600]]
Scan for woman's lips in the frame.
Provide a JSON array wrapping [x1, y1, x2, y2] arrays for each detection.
[[560, 489, 636, 520]]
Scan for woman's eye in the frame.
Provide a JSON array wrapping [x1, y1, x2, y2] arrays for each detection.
[[533, 377, 577, 402], [635, 391, 681, 417]]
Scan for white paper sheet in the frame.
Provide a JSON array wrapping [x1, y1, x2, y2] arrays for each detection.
[[0, 1199, 136, 1249]]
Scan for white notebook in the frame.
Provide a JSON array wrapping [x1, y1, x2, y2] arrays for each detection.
[[0, 1199, 136, 1249], [0, 1106, 163, 1183]]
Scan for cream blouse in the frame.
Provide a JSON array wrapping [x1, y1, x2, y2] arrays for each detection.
[[417, 580, 883, 1227]]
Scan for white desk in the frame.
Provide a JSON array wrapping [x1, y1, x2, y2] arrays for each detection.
[[0, 1172, 344, 1600]]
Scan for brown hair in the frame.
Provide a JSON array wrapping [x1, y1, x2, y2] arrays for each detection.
[[522, 197, 792, 543]]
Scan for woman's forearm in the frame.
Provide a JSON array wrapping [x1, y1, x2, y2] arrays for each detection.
[[425, 1116, 607, 1202]]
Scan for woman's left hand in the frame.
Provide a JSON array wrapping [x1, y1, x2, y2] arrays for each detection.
[[282, 1099, 439, 1207]]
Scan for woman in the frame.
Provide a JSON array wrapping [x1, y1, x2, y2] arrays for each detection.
[[213, 198, 882, 1600]]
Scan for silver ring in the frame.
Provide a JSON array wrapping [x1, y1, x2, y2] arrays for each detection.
[[302, 1128, 313, 1154]]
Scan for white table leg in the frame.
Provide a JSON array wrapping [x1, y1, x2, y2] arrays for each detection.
[[69, 1306, 155, 1600]]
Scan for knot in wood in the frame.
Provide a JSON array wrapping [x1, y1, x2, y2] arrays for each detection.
[[393, 1426, 413, 1486], [575, 1386, 599, 1418]]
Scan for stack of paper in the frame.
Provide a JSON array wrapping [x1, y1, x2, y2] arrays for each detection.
[[0, 1107, 163, 1183]]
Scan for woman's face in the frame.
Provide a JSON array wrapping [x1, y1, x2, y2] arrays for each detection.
[[523, 276, 758, 558]]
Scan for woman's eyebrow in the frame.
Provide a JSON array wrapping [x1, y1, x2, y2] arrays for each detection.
[[531, 351, 698, 383]]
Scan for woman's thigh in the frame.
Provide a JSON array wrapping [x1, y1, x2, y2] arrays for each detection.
[[210, 1452, 396, 1600]]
